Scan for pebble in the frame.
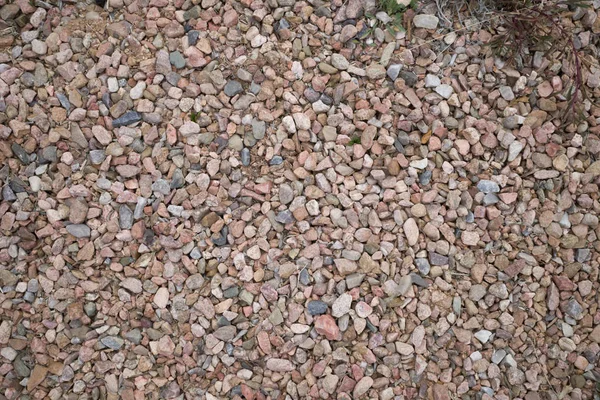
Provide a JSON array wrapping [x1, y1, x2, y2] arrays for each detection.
[[113, 111, 141, 127], [307, 300, 328, 315], [387, 64, 402, 81], [413, 14, 439, 29], [435, 84, 453, 99], [425, 74, 441, 87], [224, 80, 243, 97], [477, 180, 500, 193], [332, 293, 352, 317]]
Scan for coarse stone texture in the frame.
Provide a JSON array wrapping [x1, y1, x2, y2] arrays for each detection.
[[1, 0, 600, 399]]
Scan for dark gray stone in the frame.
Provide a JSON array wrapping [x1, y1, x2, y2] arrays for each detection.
[[188, 30, 199, 45], [170, 51, 185, 69], [429, 252, 449, 266], [419, 170, 432, 185], [89, 150, 106, 164], [40, 146, 57, 163], [2, 186, 17, 201], [307, 300, 328, 315], [269, 155, 283, 165], [477, 180, 500, 194], [66, 224, 91, 238], [171, 169, 184, 189], [183, 5, 201, 20], [56, 92, 71, 110], [224, 80, 243, 97], [119, 205, 133, 229], [113, 111, 141, 128], [275, 210, 294, 224], [101, 336, 124, 350], [415, 258, 430, 275], [241, 148, 250, 166], [11, 143, 30, 164], [125, 329, 142, 344], [399, 70, 418, 87]]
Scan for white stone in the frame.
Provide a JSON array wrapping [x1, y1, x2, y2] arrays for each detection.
[[29, 176, 41, 192], [332, 293, 352, 318], [410, 158, 428, 169], [130, 81, 146, 100], [153, 287, 169, 308], [331, 54, 349, 70], [474, 329, 493, 344], [282, 115, 296, 133], [107, 77, 119, 93], [404, 218, 419, 246], [435, 84, 453, 99], [424, 74, 441, 88], [413, 14, 439, 29]]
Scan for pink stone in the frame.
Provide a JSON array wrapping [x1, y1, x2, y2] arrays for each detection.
[[314, 315, 341, 340]]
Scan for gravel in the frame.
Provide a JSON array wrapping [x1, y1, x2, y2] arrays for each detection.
[[1, 0, 599, 398]]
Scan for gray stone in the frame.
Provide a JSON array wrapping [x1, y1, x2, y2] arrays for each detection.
[[477, 180, 500, 193], [224, 80, 243, 97], [492, 349, 506, 364], [307, 300, 328, 316], [483, 193, 499, 206], [507, 141, 524, 161], [279, 184, 294, 205], [415, 258, 430, 275], [41, 146, 57, 163], [269, 155, 283, 165], [84, 302, 97, 317], [169, 51, 185, 68], [429, 252, 449, 266], [66, 224, 91, 238], [119, 205, 133, 229], [89, 150, 106, 164], [2, 186, 17, 202], [399, 70, 417, 86], [56, 92, 71, 110], [241, 148, 250, 166], [275, 210, 294, 224], [186, 274, 205, 290], [113, 111, 141, 128], [125, 329, 142, 344], [101, 336, 124, 350], [410, 273, 429, 288], [563, 299, 585, 320], [183, 5, 201, 20], [251, 119, 266, 139], [11, 144, 30, 164], [249, 82, 261, 95], [499, 85, 515, 101], [331, 54, 349, 70], [214, 325, 236, 341]]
